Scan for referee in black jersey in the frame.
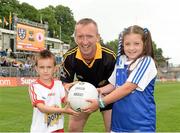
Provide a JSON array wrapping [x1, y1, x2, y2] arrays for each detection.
[[60, 18, 116, 132]]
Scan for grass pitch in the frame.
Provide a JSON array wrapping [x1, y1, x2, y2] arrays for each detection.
[[0, 82, 180, 132]]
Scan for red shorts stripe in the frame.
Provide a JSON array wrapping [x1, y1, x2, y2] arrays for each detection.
[[52, 129, 64, 133]]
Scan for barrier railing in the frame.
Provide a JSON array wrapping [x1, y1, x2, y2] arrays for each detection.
[[0, 66, 37, 77], [0, 66, 61, 77]]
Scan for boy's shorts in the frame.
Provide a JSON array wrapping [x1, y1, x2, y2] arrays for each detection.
[[100, 103, 113, 112]]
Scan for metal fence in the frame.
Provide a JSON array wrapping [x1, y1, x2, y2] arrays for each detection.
[[0, 66, 36, 77], [0, 66, 61, 78], [1, 66, 180, 81]]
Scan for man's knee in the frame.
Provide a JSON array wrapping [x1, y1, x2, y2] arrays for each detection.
[[68, 124, 83, 132], [68, 113, 90, 132], [102, 109, 112, 132]]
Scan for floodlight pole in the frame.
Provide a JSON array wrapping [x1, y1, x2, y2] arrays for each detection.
[[59, 25, 61, 41]]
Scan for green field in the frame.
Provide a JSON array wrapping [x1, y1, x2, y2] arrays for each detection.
[[0, 82, 180, 132]]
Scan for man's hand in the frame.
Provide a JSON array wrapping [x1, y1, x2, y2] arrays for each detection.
[[82, 99, 99, 113]]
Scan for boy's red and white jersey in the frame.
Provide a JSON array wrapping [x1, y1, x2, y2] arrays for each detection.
[[29, 79, 65, 133]]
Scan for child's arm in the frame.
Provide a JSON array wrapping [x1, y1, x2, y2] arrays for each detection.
[[97, 83, 115, 95], [83, 82, 137, 113], [103, 82, 137, 105], [36, 103, 79, 116]]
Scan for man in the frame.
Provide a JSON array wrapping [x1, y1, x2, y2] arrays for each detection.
[[60, 18, 116, 132]]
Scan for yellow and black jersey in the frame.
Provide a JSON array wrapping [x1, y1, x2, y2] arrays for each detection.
[[60, 43, 116, 88]]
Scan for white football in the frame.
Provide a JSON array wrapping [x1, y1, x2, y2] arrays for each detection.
[[68, 82, 98, 112]]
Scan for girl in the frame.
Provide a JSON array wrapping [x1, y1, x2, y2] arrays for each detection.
[[84, 25, 157, 132]]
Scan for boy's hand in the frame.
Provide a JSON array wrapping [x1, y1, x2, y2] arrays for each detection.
[[63, 103, 80, 116], [63, 81, 80, 104], [64, 81, 79, 92]]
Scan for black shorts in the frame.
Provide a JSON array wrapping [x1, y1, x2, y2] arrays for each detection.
[[100, 103, 113, 112]]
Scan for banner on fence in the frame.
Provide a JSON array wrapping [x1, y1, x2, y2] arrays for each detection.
[[0, 77, 37, 87]]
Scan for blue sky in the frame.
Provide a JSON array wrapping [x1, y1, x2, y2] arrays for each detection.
[[18, 0, 180, 65]]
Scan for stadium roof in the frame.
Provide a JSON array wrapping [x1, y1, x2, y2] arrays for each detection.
[[0, 28, 16, 35]]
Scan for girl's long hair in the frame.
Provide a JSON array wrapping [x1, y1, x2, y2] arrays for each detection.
[[120, 25, 154, 67]]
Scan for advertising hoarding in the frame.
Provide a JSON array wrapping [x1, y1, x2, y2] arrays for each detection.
[[16, 23, 45, 52]]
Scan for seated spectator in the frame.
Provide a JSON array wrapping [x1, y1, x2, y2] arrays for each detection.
[[1, 57, 8, 66], [0, 50, 7, 57], [12, 59, 19, 67], [10, 52, 17, 58], [7, 48, 12, 57], [18, 63, 25, 76]]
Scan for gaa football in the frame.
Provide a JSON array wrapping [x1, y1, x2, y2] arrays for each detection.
[[67, 82, 98, 112]]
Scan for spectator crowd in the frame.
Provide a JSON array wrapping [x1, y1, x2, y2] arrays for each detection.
[[0, 48, 36, 77]]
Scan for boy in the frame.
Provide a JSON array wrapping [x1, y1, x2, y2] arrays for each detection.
[[29, 49, 78, 133]]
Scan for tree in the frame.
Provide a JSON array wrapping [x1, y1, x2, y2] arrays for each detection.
[[153, 42, 166, 67], [0, 0, 76, 47], [106, 39, 118, 53], [18, 2, 39, 22], [39, 5, 76, 47], [39, 6, 57, 38], [55, 5, 76, 44], [0, 0, 21, 28], [0, 0, 20, 16]]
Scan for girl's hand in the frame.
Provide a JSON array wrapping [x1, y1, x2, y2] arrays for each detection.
[[97, 87, 102, 94], [82, 99, 99, 113]]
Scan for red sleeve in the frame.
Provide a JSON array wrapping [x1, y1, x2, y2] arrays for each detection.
[[61, 96, 66, 103], [33, 100, 45, 107], [29, 83, 45, 106]]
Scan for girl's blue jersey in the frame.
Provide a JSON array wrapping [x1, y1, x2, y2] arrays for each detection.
[[109, 55, 157, 132]]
